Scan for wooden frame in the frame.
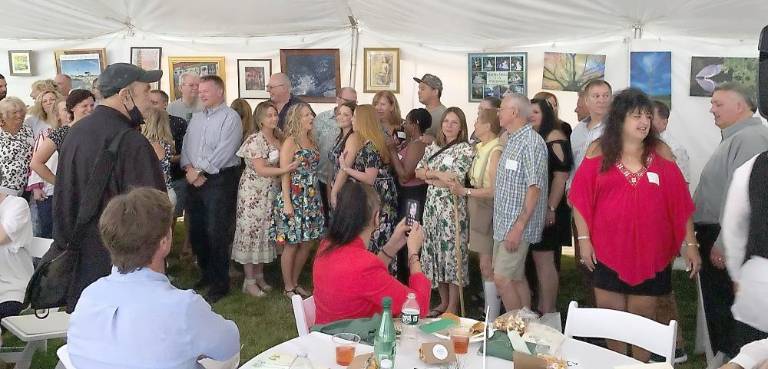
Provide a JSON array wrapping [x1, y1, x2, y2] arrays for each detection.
[[130, 47, 163, 89], [279, 49, 341, 103], [54, 48, 107, 90], [237, 59, 272, 99], [167, 56, 226, 101], [8, 50, 33, 76], [363, 48, 400, 93]]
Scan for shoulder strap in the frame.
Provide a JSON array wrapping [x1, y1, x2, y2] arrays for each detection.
[[427, 140, 461, 162], [66, 129, 133, 251]]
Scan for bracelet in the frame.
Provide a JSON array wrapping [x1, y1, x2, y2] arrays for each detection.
[[686, 242, 700, 248], [408, 254, 420, 263], [577, 236, 590, 240], [381, 248, 394, 260]]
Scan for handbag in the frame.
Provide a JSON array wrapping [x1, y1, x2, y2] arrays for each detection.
[[24, 129, 133, 313]]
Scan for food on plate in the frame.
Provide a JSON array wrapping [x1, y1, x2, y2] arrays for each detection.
[[469, 321, 485, 335]]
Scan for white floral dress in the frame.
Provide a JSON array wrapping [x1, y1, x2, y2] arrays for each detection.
[[231, 132, 280, 264]]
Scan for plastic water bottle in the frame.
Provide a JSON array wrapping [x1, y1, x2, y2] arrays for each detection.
[[288, 352, 315, 369], [374, 296, 397, 367], [400, 292, 420, 341]]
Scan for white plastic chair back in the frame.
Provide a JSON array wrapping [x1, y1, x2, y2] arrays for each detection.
[[291, 294, 316, 336], [564, 301, 677, 364]]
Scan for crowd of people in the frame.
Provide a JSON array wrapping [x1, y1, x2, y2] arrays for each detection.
[[0, 60, 767, 368]]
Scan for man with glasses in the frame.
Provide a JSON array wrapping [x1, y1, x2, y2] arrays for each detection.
[[168, 73, 201, 121], [313, 87, 357, 221], [267, 73, 303, 129]]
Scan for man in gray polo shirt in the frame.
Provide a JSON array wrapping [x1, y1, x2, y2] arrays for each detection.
[[694, 82, 768, 359], [414, 74, 446, 137], [168, 72, 202, 121]]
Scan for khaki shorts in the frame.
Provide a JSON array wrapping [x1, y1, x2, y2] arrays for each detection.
[[493, 239, 530, 281]]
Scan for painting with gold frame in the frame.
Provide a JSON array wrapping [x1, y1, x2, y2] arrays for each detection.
[[168, 56, 226, 100], [54, 48, 107, 90], [364, 48, 400, 93]]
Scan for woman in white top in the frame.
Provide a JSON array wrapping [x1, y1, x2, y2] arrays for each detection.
[[0, 191, 34, 320]]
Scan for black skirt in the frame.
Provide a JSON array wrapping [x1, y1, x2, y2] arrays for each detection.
[[593, 262, 672, 296]]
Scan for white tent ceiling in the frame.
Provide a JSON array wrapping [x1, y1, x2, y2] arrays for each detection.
[[2, 0, 767, 45]]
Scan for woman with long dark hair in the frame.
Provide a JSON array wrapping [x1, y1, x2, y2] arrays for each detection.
[[312, 181, 430, 324], [569, 88, 701, 361]]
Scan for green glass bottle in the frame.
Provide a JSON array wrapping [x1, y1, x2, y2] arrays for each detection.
[[374, 296, 396, 367]]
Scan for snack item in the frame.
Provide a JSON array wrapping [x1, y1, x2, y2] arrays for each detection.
[[469, 321, 486, 335]]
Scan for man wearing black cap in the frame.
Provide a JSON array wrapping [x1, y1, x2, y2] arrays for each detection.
[[414, 73, 446, 137], [53, 63, 166, 312]]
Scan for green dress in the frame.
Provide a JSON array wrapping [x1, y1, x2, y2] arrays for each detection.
[[417, 142, 475, 287], [270, 141, 325, 245]]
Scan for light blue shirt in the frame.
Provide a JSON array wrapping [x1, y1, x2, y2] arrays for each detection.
[[180, 103, 243, 174], [67, 267, 240, 369]]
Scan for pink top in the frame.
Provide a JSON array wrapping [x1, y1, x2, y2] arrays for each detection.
[[313, 237, 431, 324], [568, 152, 694, 285], [398, 144, 426, 187]]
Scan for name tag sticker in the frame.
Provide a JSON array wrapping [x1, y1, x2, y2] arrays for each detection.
[[442, 156, 454, 166], [647, 172, 660, 185], [396, 131, 407, 139], [268, 150, 279, 162], [505, 159, 519, 171]]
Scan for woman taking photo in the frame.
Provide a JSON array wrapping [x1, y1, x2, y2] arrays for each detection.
[[527, 98, 573, 314], [448, 108, 503, 320], [415, 107, 474, 317], [271, 102, 324, 298], [313, 181, 430, 324], [569, 88, 701, 361], [328, 101, 359, 208], [339, 105, 398, 272], [233, 101, 298, 297]]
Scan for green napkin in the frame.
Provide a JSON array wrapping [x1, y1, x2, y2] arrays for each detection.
[[419, 318, 459, 334], [478, 331, 537, 361], [310, 314, 381, 345]]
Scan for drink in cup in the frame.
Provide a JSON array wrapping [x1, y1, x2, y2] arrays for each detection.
[[450, 328, 470, 355], [333, 333, 360, 366]]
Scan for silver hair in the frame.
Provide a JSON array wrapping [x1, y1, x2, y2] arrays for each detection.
[[179, 72, 200, 85], [503, 93, 531, 119], [270, 73, 292, 89], [714, 82, 757, 112], [0, 97, 26, 119]]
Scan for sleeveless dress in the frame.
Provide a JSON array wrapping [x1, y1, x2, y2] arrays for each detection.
[[270, 139, 325, 245], [232, 132, 280, 264]]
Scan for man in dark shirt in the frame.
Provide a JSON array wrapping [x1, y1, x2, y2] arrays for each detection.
[[267, 73, 302, 129], [53, 63, 166, 312]]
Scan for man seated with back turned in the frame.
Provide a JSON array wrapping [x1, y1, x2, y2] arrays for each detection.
[[67, 187, 240, 369]]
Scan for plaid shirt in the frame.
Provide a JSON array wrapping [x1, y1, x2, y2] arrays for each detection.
[[493, 124, 549, 243]]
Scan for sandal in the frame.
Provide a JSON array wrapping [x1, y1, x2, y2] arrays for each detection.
[[254, 274, 273, 291], [242, 279, 266, 297], [294, 285, 311, 298], [284, 288, 298, 298], [427, 308, 446, 318]]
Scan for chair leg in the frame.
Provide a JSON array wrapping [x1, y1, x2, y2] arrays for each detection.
[[6, 340, 44, 369]]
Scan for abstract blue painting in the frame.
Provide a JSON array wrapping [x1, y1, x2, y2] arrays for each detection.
[[280, 49, 340, 103], [630, 52, 672, 107]]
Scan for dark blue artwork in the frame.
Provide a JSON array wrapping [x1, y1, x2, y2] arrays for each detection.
[[630, 52, 671, 106], [285, 54, 338, 100]]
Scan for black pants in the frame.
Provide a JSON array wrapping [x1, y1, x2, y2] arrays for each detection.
[[0, 301, 23, 320], [36, 196, 53, 238], [395, 184, 428, 284], [318, 181, 330, 226], [187, 167, 239, 294], [696, 223, 737, 356]]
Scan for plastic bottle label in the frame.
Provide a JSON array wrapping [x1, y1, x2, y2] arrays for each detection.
[[401, 308, 420, 325]]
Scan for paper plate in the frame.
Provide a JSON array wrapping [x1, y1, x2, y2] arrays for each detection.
[[431, 317, 486, 343]]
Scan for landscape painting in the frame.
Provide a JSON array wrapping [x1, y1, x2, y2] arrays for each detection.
[[542, 52, 606, 92], [280, 49, 341, 103], [54, 49, 107, 90], [630, 51, 672, 107]]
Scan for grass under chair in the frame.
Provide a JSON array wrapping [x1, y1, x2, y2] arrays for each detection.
[[1, 221, 705, 368]]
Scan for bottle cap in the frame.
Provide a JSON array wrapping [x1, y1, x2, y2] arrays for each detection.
[[382, 296, 392, 308], [407, 292, 416, 299]]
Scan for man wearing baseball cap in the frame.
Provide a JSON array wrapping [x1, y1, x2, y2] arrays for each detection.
[[414, 73, 447, 137], [53, 63, 167, 312]]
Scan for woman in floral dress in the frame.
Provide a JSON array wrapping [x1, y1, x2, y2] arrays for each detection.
[[339, 104, 398, 272], [233, 101, 298, 297], [271, 102, 325, 298], [415, 107, 475, 316]]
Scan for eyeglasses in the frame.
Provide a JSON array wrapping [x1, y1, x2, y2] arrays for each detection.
[[266, 84, 285, 90]]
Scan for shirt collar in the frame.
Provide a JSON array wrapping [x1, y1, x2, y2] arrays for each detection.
[[722, 116, 762, 140], [94, 105, 134, 127], [507, 123, 532, 142], [203, 102, 227, 116], [579, 116, 604, 131], [108, 266, 170, 283]]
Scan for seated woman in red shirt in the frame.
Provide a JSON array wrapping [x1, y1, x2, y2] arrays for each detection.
[[569, 88, 701, 362], [313, 181, 430, 324]]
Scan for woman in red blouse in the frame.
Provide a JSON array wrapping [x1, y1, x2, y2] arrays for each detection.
[[313, 181, 431, 324], [569, 88, 701, 361]]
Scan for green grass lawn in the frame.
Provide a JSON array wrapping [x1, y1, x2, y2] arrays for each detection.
[[2, 222, 706, 368]]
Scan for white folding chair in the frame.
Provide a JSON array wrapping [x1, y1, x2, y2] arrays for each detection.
[[27, 237, 53, 258], [0, 310, 70, 369], [564, 301, 677, 365], [291, 294, 316, 336]]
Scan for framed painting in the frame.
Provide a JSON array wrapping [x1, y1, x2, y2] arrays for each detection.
[[468, 52, 527, 102], [130, 47, 162, 89], [542, 52, 606, 92], [167, 56, 226, 101], [630, 51, 672, 107], [8, 50, 33, 76], [237, 59, 272, 99], [280, 49, 341, 103], [364, 48, 400, 93], [54, 48, 107, 90], [690, 56, 758, 97]]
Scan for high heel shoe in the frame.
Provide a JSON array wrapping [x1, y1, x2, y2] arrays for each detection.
[[242, 278, 266, 297]]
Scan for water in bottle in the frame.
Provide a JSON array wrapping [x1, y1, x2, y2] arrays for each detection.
[[374, 296, 397, 367]]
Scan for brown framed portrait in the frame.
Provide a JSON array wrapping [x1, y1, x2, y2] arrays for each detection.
[[237, 59, 272, 99], [54, 48, 107, 90], [167, 56, 226, 101], [279, 49, 341, 103], [364, 48, 400, 93]]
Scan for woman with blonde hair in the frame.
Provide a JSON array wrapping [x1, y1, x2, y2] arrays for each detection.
[[339, 104, 398, 272], [271, 102, 324, 298], [29, 79, 58, 100], [141, 107, 176, 204], [230, 98, 254, 141], [415, 107, 475, 316], [373, 91, 405, 147], [233, 101, 298, 297], [26, 89, 63, 139]]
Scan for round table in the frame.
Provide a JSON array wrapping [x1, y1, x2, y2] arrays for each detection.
[[240, 330, 641, 368]]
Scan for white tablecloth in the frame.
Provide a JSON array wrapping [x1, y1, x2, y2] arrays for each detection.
[[240, 331, 641, 369]]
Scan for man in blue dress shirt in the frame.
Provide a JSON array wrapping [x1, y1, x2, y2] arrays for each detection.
[[181, 75, 243, 302], [67, 187, 240, 369]]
